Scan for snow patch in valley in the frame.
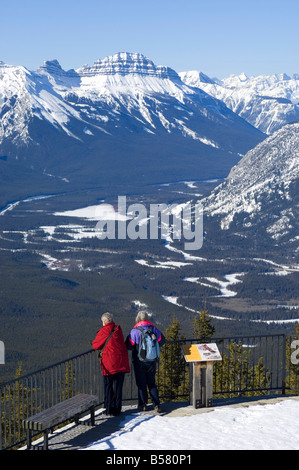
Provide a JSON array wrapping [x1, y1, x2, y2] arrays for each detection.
[[135, 259, 192, 269], [54, 203, 129, 221], [184, 273, 245, 297]]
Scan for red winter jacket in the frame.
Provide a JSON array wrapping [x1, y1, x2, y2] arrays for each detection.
[[92, 322, 130, 376]]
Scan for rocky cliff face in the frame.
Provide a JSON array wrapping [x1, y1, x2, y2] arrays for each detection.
[[76, 52, 179, 78], [203, 122, 299, 256]]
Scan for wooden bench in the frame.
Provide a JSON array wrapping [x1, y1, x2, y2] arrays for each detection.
[[23, 393, 98, 450]]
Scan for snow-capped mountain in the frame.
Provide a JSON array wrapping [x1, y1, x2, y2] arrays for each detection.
[[180, 70, 299, 135], [203, 122, 299, 255], [0, 53, 264, 191], [0, 60, 82, 145], [0, 52, 263, 147]]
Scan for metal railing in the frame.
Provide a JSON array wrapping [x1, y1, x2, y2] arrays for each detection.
[[0, 349, 103, 450], [1, 333, 298, 450]]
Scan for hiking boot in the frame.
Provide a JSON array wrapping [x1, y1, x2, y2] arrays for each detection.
[[154, 405, 162, 413], [138, 405, 147, 412]]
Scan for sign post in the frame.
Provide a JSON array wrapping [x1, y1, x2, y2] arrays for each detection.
[[182, 343, 222, 409]]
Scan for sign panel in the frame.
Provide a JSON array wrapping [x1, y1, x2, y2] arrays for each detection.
[[182, 343, 222, 362], [181, 344, 202, 362]]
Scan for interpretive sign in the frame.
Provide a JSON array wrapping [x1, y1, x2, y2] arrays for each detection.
[[182, 343, 222, 363], [182, 343, 222, 408]]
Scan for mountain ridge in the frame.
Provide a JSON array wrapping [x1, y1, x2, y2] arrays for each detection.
[[180, 69, 299, 134], [202, 121, 299, 260], [0, 52, 264, 200], [0, 53, 265, 143]]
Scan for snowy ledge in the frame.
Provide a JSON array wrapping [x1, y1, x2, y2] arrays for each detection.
[[19, 395, 299, 451]]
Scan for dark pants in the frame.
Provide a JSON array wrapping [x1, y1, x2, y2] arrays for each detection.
[[133, 360, 160, 407], [104, 372, 125, 416]]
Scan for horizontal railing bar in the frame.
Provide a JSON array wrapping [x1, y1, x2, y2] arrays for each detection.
[[1, 334, 287, 387], [0, 349, 94, 387]]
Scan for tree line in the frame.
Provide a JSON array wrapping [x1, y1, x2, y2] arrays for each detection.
[[157, 311, 299, 400]]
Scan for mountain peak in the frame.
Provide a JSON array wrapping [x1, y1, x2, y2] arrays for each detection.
[[38, 59, 65, 75], [179, 70, 216, 86], [76, 52, 179, 80], [38, 59, 78, 79], [238, 72, 248, 82]]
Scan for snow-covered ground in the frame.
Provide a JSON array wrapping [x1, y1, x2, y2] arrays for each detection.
[[81, 398, 299, 450]]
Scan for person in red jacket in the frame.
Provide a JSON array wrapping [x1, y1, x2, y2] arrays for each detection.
[[92, 312, 130, 416]]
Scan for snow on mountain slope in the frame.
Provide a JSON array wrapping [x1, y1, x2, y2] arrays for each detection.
[[223, 72, 299, 103], [180, 70, 299, 134], [0, 60, 83, 144], [0, 63, 33, 144], [0, 53, 263, 151], [202, 122, 299, 247]]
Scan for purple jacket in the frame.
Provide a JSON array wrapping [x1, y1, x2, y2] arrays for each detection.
[[127, 320, 165, 358]]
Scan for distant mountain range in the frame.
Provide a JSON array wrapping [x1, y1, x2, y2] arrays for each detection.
[[180, 70, 299, 134], [0, 53, 264, 147], [1, 52, 298, 254], [0, 53, 264, 202]]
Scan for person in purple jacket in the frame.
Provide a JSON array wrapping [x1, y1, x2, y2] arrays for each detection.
[[126, 311, 165, 413]]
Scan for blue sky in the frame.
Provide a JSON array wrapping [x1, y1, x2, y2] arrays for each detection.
[[1, 0, 299, 78]]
